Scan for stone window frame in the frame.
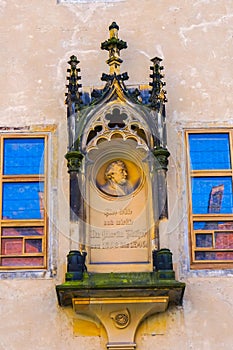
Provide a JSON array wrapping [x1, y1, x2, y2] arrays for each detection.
[[0, 127, 57, 279], [186, 129, 233, 270]]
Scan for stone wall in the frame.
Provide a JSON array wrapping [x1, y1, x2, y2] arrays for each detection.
[[0, 1, 233, 349]]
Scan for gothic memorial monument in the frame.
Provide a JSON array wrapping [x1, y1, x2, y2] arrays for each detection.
[[56, 23, 185, 350]]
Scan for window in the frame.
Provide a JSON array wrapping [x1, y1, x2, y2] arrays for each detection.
[[186, 131, 233, 269], [0, 135, 47, 270]]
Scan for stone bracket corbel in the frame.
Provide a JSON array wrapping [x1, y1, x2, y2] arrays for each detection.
[[72, 296, 169, 350]]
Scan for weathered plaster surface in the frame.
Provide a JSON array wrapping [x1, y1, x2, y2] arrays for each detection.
[[0, 0, 233, 349]]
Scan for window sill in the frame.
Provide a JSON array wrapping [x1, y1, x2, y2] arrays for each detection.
[[190, 262, 233, 270], [0, 268, 56, 280]]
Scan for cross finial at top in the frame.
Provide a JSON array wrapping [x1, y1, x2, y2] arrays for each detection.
[[101, 22, 127, 75]]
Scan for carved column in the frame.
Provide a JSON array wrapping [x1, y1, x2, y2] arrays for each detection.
[[153, 146, 170, 220], [65, 150, 84, 221], [65, 54, 84, 223]]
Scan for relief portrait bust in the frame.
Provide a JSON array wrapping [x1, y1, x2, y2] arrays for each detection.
[[99, 160, 134, 197]]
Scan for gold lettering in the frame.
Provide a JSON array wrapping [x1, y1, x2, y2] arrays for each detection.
[[119, 208, 133, 215], [116, 219, 133, 225], [104, 220, 114, 226]]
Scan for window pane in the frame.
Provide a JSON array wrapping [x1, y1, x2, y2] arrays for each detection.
[[194, 221, 233, 230], [189, 133, 231, 170], [215, 232, 233, 249], [2, 182, 44, 219], [25, 239, 42, 253], [196, 234, 213, 247], [1, 238, 23, 255], [3, 138, 44, 175], [2, 227, 44, 236], [1, 257, 44, 267], [195, 251, 233, 261], [191, 177, 232, 214]]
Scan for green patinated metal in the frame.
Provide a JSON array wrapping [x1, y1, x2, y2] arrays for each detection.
[[153, 146, 170, 171], [66, 271, 176, 286], [101, 37, 127, 52], [101, 22, 127, 52], [65, 150, 84, 173], [56, 271, 185, 307]]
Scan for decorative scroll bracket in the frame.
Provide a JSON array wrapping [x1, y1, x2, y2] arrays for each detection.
[[73, 296, 169, 350]]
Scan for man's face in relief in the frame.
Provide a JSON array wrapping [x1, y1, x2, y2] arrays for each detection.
[[109, 163, 127, 186]]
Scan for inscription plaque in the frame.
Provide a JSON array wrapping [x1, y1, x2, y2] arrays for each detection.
[[86, 155, 153, 272]]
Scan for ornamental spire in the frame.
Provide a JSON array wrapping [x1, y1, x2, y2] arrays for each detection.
[[101, 22, 127, 75], [149, 57, 167, 111], [65, 55, 82, 113]]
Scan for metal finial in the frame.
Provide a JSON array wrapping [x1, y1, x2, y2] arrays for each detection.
[[101, 22, 127, 75], [149, 57, 167, 111], [65, 55, 82, 109]]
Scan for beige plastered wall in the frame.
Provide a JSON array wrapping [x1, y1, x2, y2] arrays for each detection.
[[0, 0, 233, 349]]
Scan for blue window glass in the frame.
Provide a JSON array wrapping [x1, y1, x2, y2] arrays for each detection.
[[193, 221, 233, 230], [193, 221, 218, 230], [3, 138, 44, 175], [191, 177, 233, 214], [2, 182, 44, 219], [189, 133, 231, 170], [195, 251, 233, 261], [195, 234, 213, 248]]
